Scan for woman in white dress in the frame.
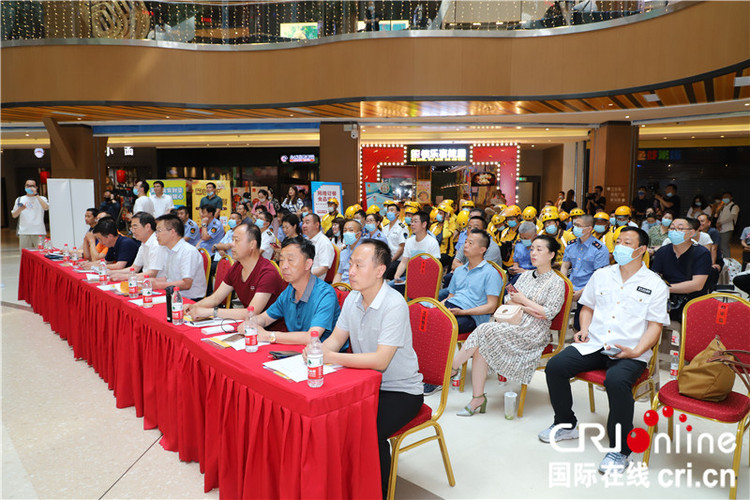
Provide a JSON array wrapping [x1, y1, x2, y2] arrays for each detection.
[[451, 234, 566, 416]]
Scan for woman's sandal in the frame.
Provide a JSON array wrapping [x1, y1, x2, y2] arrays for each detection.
[[456, 393, 488, 417]]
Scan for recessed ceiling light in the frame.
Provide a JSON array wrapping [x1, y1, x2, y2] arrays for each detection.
[[625, 115, 630, 119], [531, 145, 535, 148], [25, 133, 29, 136], [643, 94, 661, 102], [545, 128, 549, 131], [691, 136, 695, 138], [721, 135, 725, 138], [734, 76, 750, 87], [165, 115, 170, 118], [663, 137, 667, 139], [516, 126, 522, 129], [745, 103, 749, 106], [608, 103, 613, 106], [641, 125, 646, 128]]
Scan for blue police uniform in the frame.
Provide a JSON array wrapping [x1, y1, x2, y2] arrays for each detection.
[[454, 229, 468, 254], [562, 236, 610, 291], [184, 218, 201, 246], [364, 228, 388, 244], [336, 238, 363, 284], [199, 218, 225, 252], [513, 241, 535, 270]]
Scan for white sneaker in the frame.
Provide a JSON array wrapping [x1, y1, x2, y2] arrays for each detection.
[[598, 452, 630, 474], [538, 423, 579, 443]]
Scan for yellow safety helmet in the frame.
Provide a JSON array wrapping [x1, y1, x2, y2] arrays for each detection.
[[491, 213, 506, 227], [594, 211, 610, 221], [614, 205, 632, 217], [540, 210, 560, 223], [404, 205, 419, 215], [327, 198, 339, 207], [437, 201, 454, 214], [558, 211, 570, 222], [459, 199, 475, 210], [541, 205, 559, 216], [522, 206, 538, 221], [503, 205, 522, 218], [495, 204, 507, 214], [455, 210, 470, 230], [366, 204, 381, 215], [430, 207, 438, 222], [569, 208, 585, 217], [345, 204, 362, 219], [404, 200, 420, 210], [383, 200, 398, 208]]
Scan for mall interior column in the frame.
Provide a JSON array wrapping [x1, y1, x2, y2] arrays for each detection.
[[43, 118, 109, 206], [320, 123, 360, 208], [588, 122, 638, 212]]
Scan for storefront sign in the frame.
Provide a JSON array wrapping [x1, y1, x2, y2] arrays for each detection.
[[311, 181, 342, 217], [280, 154, 318, 164], [407, 145, 469, 165]]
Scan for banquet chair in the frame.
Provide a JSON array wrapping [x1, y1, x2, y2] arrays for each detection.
[[270, 259, 283, 279], [334, 287, 350, 309], [517, 271, 574, 417], [404, 253, 443, 301], [214, 256, 234, 308], [387, 298, 457, 500], [332, 282, 352, 292], [457, 260, 508, 392], [643, 293, 750, 500], [198, 248, 211, 284], [324, 244, 340, 284]]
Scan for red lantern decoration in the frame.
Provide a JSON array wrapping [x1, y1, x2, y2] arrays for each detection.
[[116, 169, 127, 184], [39, 171, 50, 185]]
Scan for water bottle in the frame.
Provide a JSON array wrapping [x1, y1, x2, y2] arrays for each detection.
[[37, 236, 44, 250], [128, 267, 138, 298], [44, 238, 51, 253], [142, 278, 153, 308], [244, 306, 258, 353], [62, 244, 70, 263], [71, 246, 80, 268], [171, 287, 184, 325], [98, 259, 108, 283], [307, 330, 324, 388]]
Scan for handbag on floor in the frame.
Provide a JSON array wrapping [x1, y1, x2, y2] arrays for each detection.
[[677, 336, 736, 402]]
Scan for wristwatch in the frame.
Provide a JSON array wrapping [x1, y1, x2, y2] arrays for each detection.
[[268, 332, 277, 343], [213, 306, 219, 318]]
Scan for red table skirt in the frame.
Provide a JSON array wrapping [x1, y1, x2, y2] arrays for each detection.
[[19, 250, 382, 499]]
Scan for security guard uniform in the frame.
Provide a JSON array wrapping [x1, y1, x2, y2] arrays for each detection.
[[185, 218, 201, 246], [199, 217, 225, 252]]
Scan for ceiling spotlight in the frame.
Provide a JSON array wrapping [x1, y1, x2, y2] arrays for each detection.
[[721, 135, 725, 138], [531, 145, 535, 148], [165, 115, 170, 118], [545, 128, 549, 131], [641, 125, 646, 128], [516, 126, 522, 129], [625, 115, 630, 119]]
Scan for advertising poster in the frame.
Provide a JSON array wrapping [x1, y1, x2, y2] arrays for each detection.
[[416, 180, 432, 205], [310, 181, 342, 217], [191, 179, 231, 222], [232, 187, 250, 209], [147, 179, 187, 206], [365, 181, 397, 209]]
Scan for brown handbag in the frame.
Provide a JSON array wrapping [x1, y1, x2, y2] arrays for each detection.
[[677, 336, 737, 402]]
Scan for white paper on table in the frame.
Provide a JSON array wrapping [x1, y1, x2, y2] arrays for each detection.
[[185, 318, 238, 328], [129, 296, 168, 306], [262, 356, 341, 383], [85, 274, 100, 281], [200, 324, 239, 335], [73, 269, 91, 273], [97, 284, 117, 291], [202, 332, 269, 351]]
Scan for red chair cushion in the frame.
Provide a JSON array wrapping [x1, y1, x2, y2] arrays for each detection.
[[457, 332, 470, 342], [390, 404, 433, 438], [657, 380, 750, 423], [542, 343, 554, 356], [576, 367, 650, 387]]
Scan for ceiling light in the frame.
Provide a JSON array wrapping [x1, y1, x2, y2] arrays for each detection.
[[734, 76, 750, 87], [185, 109, 214, 115], [165, 115, 170, 118], [663, 137, 667, 139], [287, 107, 316, 114], [643, 94, 661, 102], [691, 136, 695, 139], [516, 126, 522, 129], [625, 115, 630, 119], [721, 135, 725, 138], [531, 145, 535, 148], [608, 103, 613, 106], [745, 103, 749, 106], [25, 133, 29, 137], [641, 125, 646, 127], [545, 128, 549, 131], [52, 110, 86, 117]]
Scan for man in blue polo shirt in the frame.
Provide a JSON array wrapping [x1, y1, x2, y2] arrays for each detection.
[[333, 219, 363, 285], [443, 229, 503, 333], [560, 214, 610, 330], [199, 206, 224, 252], [251, 236, 341, 345], [91, 217, 140, 269], [176, 206, 201, 247], [507, 221, 538, 284]]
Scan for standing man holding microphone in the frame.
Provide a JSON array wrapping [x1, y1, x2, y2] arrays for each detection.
[[12, 179, 49, 249]]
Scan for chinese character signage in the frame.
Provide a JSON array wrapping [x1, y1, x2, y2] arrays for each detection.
[[280, 154, 318, 164], [147, 179, 187, 206], [638, 149, 682, 161], [310, 181, 342, 217], [406, 145, 470, 165]]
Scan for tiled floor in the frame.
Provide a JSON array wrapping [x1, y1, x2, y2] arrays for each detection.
[[1, 228, 747, 499]]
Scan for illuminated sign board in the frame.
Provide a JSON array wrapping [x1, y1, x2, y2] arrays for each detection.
[[280, 154, 318, 164], [406, 145, 470, 165]]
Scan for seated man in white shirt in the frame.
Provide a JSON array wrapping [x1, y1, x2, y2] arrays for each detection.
[[539, 227, 670, 474], [152, 214, 207, 300], [301, 213, 335, 279], [149, 180, 174, 217], [392, 210, 441, 283], [110, 212, 167, 281]]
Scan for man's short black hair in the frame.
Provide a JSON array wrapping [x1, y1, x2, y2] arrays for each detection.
[[666, 183, 677, 190], [618, 226, 649, 248], [722, 191, 732, 197], [281, 236, 315, 261], [92, 217, 119, 237], [235, 221, 261, 248], [469, 216, 487, 229], [153, 180, 164, 188], [595, 185, 603, 191], [680, 217, 700, 231], [355, 209, 367, 220], [137, 180, 149, 194], [206, 182, 216, 190], [259, 211, 273, 224], [304, 213, 321, 226], [469, 228, 490, 250], [412, 211, 430, 226], [175, 205, 189, 214], [132, 211, 156, 231], [156, 213, 184, 237], [86, 207, 99, 217], [360, 239, 392, 269], [201, 205, 217, 216]]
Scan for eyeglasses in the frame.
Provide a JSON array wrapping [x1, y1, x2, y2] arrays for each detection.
[[572, 223, 591, 228], [669, 225, 691, 232]]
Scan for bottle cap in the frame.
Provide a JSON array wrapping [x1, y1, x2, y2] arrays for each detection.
[[248, 306, 255, 312], [310, 330, 319, 337], [130, 267, 135, 271], [174, 287, 179, 291]]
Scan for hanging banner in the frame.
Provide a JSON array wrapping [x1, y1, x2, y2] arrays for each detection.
[[147, 179, 187, 206], [365, 181, 397, 209], [191, 180, 231, 222], [416, 180, 432, 205], [310, 181, 342, 217]]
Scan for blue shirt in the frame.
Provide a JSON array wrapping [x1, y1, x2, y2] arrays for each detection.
[[265, 275, 341, 341], [184, 219, 201, 246], [213, 229, 233, 261], [455, 229, 468, 254], [562, 236, 610, 290], [364, 229, 388, 244], [105, 235, 141, 267], [513, 241, 535, 270], [337, 238, 363, 284], [199, 218, 225, 252], [447, 259, 504, 325]]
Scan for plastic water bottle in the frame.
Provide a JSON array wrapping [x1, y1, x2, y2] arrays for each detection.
[[71, 247, 80, 268], [171, 287, 184, 325], [44, 238, 51, 253], [98, 259, 108, 283], [307, 330, 324, 388], [37, 236, 44, 250], [244, 306, 258, 353], [142, 278, 153, 308], [128, 267, 138, 298], [62, 244, 70, 263]]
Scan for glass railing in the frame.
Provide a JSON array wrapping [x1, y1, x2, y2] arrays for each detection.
[[1, 1, 682, 46]]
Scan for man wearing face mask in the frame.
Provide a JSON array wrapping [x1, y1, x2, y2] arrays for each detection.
[[430, 201, 458, 269], [333, 219, 364, 285], [507, 221, 538, 284], [212, 211, 243, 261], [539, 208, 567, 265], [561, 215, 610, 330], [255, 210, 277, 260], [592, 212, 610, 242], [12, 179, 49, 249], [651, 217, 711, 320], [99, 190, 121, 220], [715, 191, 740, 261], [654, 183, 681, 216], [500, 205, 522, 268], [130, 180, 155, 218], [631, 186, 652, 223], [541, 227, 669, 475], [321, 198, 339, 235], [200, 182, 223, 213], [381, 201, 409, 265]]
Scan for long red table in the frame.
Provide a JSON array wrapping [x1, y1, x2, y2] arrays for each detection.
[[18, 249, 382, 499]]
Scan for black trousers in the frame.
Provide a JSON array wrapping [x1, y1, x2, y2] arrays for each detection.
[[377, 390, 424, 499], [445, 300, 477, 333], [545, 346, 646, 456], [734, 273, 750, 295]]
